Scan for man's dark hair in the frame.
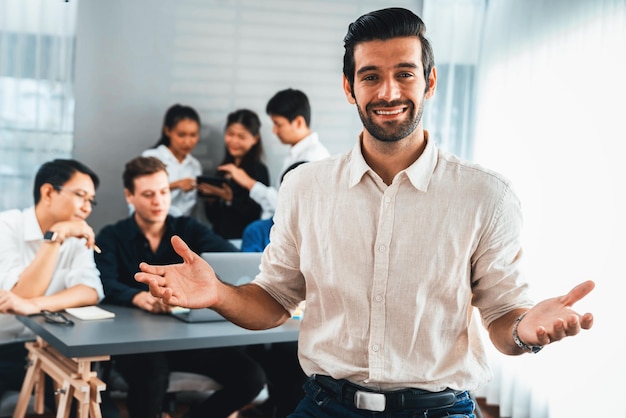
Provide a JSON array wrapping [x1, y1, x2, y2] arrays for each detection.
[[123, 156, 168, 193], [265, 88, 311, 126], [342, 7, 435, 97], [34, 159, 100, 204]]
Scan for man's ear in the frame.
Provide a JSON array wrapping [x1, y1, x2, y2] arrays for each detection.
[[39, 183, 56, 205], [293, 115, 305, 129], [124, 188, 133, 204], [425, 67, 437, 99], [343, 75, 356, 104]]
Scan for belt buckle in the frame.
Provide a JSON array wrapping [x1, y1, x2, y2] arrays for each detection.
[[354, 390, 386, 412]]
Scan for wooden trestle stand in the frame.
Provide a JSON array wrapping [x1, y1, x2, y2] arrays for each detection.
[[12, 337, 110, 418]]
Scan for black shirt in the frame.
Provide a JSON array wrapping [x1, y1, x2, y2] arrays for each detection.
[[204, 160, 270, 240], [95, 215, 237, 306]]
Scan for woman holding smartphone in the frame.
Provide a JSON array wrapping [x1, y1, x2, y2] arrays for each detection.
[[200, 109, 269, 239]]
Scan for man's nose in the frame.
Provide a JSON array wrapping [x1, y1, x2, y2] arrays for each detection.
[[81, 202, 92, 215], [378, 78, 401, 101]]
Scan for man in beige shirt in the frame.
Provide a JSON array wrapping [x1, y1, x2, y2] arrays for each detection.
[[136, 7, 594, 418]]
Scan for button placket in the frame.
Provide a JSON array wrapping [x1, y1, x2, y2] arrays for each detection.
[[368, 186, 397, 379]]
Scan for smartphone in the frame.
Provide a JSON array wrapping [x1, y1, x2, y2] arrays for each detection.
[[196, 175, 226, 187]]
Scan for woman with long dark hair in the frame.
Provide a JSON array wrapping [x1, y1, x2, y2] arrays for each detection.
[[142, 104, 202, 217], [199, 109, 269, 240]]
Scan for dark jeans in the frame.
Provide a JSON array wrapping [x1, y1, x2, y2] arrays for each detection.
[[114, 346, 266, 418], [0, 342, 30, 396], [246, 342, 307, 417], [288, 377, 476, 418]]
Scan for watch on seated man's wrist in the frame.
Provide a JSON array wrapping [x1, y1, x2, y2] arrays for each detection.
[[512, 312, 544, 354], [43, 230, 59, 243]]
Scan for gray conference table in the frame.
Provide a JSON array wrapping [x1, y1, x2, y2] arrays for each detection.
[[12, 305, 300, 418]]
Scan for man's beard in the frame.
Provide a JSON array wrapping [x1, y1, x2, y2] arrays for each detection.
[[356, 99, 424, 143]]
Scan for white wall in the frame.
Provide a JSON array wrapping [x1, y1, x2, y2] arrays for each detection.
[[472, 1, 626, 416], [73, 0, 422, 232]]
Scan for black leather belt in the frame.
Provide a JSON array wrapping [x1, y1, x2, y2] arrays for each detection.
[[313, 374, 461, 412]]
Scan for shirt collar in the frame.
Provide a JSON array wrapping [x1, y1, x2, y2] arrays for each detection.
[[159, 144, 193, 166], [127, 213, 176, 240], [289, 132, 318, 158], [23, 206, 43, 241], [348, 130, 437, 192], [404, 130, 437, 192], [348, 135, 370, 188]]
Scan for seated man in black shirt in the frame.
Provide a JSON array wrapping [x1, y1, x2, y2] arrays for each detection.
[[95, 156, 265, 418]]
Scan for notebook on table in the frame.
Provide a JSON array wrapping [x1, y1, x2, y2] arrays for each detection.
[[170, 252, 263, 323]]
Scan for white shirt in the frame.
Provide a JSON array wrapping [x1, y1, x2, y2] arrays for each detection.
[[0, 207, 104, 345], [254, 136, 533, 392], [249, 132, 330, 219], [142, 145, 203, 216]]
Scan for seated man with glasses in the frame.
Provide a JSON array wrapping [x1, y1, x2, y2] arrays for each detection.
[[0, 159, 105, 412]]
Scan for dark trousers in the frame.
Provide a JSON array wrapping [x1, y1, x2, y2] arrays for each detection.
[[0, 342, 30, 396], [0, 342, 59, 415], [289, 377, 476, 418], [114, 346, 266, 418]]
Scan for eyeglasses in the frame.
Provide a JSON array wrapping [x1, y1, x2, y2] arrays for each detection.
[[40, 310, 74, 326], [54, 186, 97, 207]]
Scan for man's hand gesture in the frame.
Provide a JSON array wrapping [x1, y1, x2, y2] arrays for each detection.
[[135, 235, 221, 309], [516, 280, 595, 347]]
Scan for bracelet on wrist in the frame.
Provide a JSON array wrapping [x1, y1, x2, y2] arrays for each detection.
[[512, 311, 544, 354]]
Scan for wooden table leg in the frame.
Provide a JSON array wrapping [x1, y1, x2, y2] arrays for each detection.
[[88, 377, 106, 418], [12, 349, 41, 418], [54, 380, 73, 418], [33, 367, 46, 414], [12, 338, 109, 418]]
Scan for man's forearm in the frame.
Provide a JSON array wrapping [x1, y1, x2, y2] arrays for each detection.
[[13, 244, 61, 297], [214, 283, 291, 330], [31, 284, 100, 312], [249, 183, 278, 219], [488, 308, 528, 355]]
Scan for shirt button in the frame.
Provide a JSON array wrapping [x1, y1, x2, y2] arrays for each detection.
[[375, 295, 383, 302], [384, 196, 391, 203], [378, 245, 386, 252], [372, 344, 380, 352]]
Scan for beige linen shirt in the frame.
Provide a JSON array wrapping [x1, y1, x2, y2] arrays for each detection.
[[254, 135, 533, 392]]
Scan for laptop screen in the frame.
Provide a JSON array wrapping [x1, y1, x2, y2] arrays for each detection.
[[200, 252, 263, 286]]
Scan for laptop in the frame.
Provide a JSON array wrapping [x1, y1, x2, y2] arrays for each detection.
[[170, 252, 263, 323]]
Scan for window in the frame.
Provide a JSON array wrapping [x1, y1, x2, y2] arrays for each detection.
[[0, 0, 76, 210]]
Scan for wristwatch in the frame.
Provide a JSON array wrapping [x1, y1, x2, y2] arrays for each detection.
[[43, 230, 59, 243], [512, 312, 543, 354]]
